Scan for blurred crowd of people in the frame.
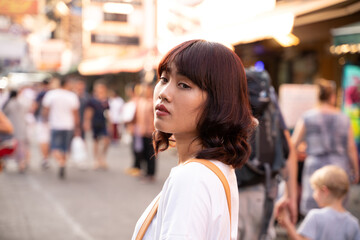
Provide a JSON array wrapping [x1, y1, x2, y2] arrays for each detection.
[[0, 74, 157, 182], [0, 71, 359, 239]]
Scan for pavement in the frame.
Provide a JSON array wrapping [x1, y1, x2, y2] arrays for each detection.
[[0, 134, 178, 240], [0, 134, 359, 240]]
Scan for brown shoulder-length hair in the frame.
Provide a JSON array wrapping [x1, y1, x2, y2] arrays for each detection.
[[316, 78, 336, 102], [153, 39, 256, 168]]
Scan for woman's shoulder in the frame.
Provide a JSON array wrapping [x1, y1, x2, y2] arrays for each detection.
[[162, 164, 211, 202], [302, 108, 319, 118], [302, 108, 346, 118], [336, 111, 350, 120], [171, 161, 215, 179], [161, 160, 233, 210], [178, 160, 231, 174], [319, 109, 350, 123], [168, 160, 231, 188]]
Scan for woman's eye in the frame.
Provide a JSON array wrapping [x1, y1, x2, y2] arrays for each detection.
[[159, 76, 168, 83], [178, 83, 190, 89]]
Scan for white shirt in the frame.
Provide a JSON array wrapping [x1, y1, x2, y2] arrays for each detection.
[[132, 160, 239, 240], [42, 89, 79, 130], [121, 101, 136, 123], [108, 96, 124, 124], [18, 87, 36, 111]]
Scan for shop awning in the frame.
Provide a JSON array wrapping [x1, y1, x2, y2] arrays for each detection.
[[157, 0, 356, 54], [78, 50, 163, 75], [78, 55, 144, 75], [330, 22, 360, 54], [332, 22, 360, 46]]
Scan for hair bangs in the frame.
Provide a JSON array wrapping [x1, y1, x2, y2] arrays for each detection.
[[157, 40, 208, 90]]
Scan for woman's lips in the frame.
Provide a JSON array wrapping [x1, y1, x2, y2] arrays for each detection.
[[155, 104, 170, 116]]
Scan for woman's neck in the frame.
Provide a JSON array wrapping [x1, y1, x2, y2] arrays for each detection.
[[174, 134, 203, 164], [317, 101, 337, 112], [318, 101, 333, 107]]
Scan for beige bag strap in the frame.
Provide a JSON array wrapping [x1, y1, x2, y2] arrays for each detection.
[[135, 196, 160, 240], [135, 159, 231, 240]]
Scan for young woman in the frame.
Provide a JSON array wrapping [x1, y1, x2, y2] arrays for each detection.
[[131, 39, 255, 240]]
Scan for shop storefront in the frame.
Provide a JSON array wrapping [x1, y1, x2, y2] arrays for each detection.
[[233, 0, 360, 137], [331, 21, 360, 152]]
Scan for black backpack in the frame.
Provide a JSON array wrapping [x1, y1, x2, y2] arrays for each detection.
[[236, 68, 289, 187], [236, 68, 290, 239]]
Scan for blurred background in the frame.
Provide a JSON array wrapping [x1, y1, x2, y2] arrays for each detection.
[[0, 0, 359, 92], [0, 0, 360, 239], [1, 0, 359, 151], [0, 0, 360, 129]]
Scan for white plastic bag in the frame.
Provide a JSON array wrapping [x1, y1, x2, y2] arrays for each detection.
[[70, 136, 88, 169]]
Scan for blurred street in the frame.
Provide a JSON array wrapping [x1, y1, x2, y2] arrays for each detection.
[[1, 133, 360, 240], [0, 133, 177, 240]]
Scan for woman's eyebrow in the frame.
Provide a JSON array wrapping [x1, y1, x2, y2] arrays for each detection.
[[164, 66, 185, 77], [165, 66, 172, 74], [175, 70, 186, 77]]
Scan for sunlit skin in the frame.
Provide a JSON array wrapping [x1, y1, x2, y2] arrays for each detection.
[[153, 63, 207, 163]]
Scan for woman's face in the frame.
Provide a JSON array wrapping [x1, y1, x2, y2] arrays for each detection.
[[153, 62, 207, 138]]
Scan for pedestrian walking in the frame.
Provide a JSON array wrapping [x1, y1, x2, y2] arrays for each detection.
[[83, 81, 110, 170], [277, 165, 360, 240], [73, 77, 90, 139], [291, 79, 359, 216], [132, 39, 256, 240], [123, 83, 142, 177], [236, 68, 298, 240], [42, 77, 80, 179], [133, 83, 156, 182], [32, 78, 52, 169], [3, 90, 30, 173]]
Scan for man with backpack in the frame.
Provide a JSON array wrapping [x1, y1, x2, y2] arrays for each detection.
[[236, 68, 298, 240]]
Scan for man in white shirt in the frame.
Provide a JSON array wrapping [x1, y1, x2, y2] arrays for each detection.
[[42, 77, 80, 179]]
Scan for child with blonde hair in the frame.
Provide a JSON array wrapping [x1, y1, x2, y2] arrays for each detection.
[[277, 165, 360, 240]]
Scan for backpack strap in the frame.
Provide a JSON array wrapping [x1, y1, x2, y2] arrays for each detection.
[[135, 159, 232, 240]]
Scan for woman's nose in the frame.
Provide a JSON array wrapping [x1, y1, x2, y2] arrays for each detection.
[[158, 84, 172, 102]]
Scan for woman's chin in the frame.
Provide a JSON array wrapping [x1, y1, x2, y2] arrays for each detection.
[[154, 123, 171, 134]]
